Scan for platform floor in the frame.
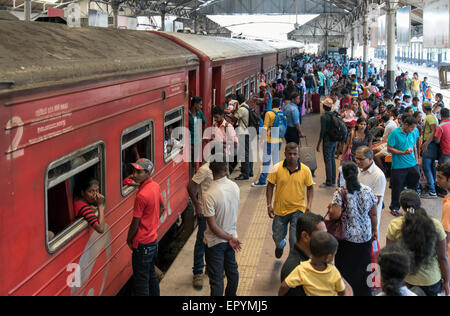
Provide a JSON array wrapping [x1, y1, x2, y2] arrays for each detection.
[[160, 109, 444, 296]]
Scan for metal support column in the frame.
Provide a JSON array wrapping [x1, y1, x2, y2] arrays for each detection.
[[386, 1, 396, 93], [351, 27, 356, 59], [25, 0, 31, 21], [363, 17, 369, 78]]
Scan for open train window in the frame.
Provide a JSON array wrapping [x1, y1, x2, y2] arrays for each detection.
[[121, 120, 154, 196], [46, 142, 105, 253], [250, 76, 256, 96], [244, 79, 249, 100], [236, 82, 242, 97], [164, 106, 185, 163], [225, 85, 234, 97]]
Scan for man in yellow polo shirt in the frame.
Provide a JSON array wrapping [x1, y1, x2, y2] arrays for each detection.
[[267, 142, 314, 259]]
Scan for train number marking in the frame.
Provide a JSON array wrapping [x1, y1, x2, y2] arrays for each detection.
[[5, 116, 24, 160], [160, 178, 172, 223]]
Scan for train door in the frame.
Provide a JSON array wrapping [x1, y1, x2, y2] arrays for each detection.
[[212, 66, 221, 110], [188, 70, 197, 102]]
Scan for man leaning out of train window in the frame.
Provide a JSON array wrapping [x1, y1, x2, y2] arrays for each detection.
[[73, 178, 106, 234]]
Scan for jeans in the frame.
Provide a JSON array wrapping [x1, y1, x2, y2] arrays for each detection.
[[192, 216, 207, 275], [323, 140, 338, 186], [390, 165, 420, 211], [205, 242, 239, 296], [258, 142, 283, 184], [272, 211, 303, 250], [132, 242, 160, 296], [239, 134, 254, 178], [422, 157, 437, 193]]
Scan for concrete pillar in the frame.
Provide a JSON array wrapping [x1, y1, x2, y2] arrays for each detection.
[[161, 13, 165, 31], [386, 1, 396, 93], [363, 17, 369, 78]]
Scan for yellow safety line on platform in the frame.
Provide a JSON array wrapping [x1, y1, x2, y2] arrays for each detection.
[[235, 189, 271, 296]]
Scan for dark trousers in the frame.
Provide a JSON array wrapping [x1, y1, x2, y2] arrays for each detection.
[[323, 140, 338, 186], [132, 242, 160, 296], [390, 165, 420, 211], [192, 216, 207, 275], [407, 280, 442, 296], [285, 126, 300, 145], [335, 240, 372, 296], [205, 242, 239, 296], [239, 134, 254, 178]]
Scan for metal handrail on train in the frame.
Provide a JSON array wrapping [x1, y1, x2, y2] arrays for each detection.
[[439, 63, 450, 89]]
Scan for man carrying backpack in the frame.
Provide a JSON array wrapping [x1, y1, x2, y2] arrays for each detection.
[[234, 94, 258, 180], [316, 101, 347, 188], [253, 98, 287, 187]]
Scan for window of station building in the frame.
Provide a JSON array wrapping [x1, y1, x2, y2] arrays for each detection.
[[236, 82, 242, 97], [244, 79, 249, 100], [164, 106, 185, 163], [121, 121, 154, 196], [46, 142, 105, 253], [225, 85, 234, 98]]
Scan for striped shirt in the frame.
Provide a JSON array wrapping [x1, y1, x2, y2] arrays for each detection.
[[74, 200, 99, 228]]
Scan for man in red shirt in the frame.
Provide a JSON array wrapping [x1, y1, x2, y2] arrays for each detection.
[[435, 108, 450, 166], [126, 158, 165, 296]]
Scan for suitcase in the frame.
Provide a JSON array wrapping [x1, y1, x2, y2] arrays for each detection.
[[299, 136, 317, 176], [311, 93, 321, 113]]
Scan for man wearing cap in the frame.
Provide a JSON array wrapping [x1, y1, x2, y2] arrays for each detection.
[[126, 158, 165, 296], [253, 82, 273, 115]]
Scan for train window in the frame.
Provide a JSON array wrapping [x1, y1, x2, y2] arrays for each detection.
[[46, 142, 105, 253], [244, 79, 249, 100], [121, 120, 154, 196], [250, 76, 255, 97], [236, 82, 242, 97], [225, 85, 234, 97], [164, 106, 185, 163]]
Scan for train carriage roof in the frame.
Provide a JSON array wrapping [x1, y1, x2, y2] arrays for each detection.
[[0, 21, 199, 94], [263, 40, 304, 52], [158, 32, 277, 62]]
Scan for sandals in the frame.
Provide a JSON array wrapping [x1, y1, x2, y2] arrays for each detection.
[[390, 209, 402, 217]]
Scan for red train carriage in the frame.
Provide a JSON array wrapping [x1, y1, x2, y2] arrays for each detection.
[[0, 21, 198, 296], [152, 32, 278, 125]]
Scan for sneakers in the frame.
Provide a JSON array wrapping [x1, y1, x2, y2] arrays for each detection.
[[252, 181, 267, 188], [193, 274, 204, 290], [319, 183, 335, 189], [275, 239, 286, 259], [421, 192, 438, 199]]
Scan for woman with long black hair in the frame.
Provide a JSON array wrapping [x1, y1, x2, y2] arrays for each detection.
[[386, 190, 450, 296], [330, 161, 378, 296], [341, 117, 373, 163]]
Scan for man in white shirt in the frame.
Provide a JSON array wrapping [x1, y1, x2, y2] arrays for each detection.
[[348, 65, 357, 77], [203, 156, 242, 296], [233, 94, 254, 180], [187, 161, 213, 290], [355, 146, 387, 239]]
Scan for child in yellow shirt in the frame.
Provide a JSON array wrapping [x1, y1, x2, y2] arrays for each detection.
[[278, 232, 346, 296]]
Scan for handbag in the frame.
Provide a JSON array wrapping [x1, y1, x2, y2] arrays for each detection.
[[324, 188, 348, 241]]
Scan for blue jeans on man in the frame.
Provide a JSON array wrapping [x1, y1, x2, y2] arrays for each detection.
[[205, 242, 239, 296], [192, 216, 207, 275], [272, 211, 303, 251], [422, 157, 437, 194], [323, 140, 338, 186], [132, 242, 160, 296], [258, 142, 283, 184]]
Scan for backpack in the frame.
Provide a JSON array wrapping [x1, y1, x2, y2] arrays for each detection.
[[326, 112, 348, 142], [270, 109, 288, 139], [305, 75, 314, 89], [241, 105, 261, 132]]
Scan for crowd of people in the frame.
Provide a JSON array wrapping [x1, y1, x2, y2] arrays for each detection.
[[71, 53, 450, 297]]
